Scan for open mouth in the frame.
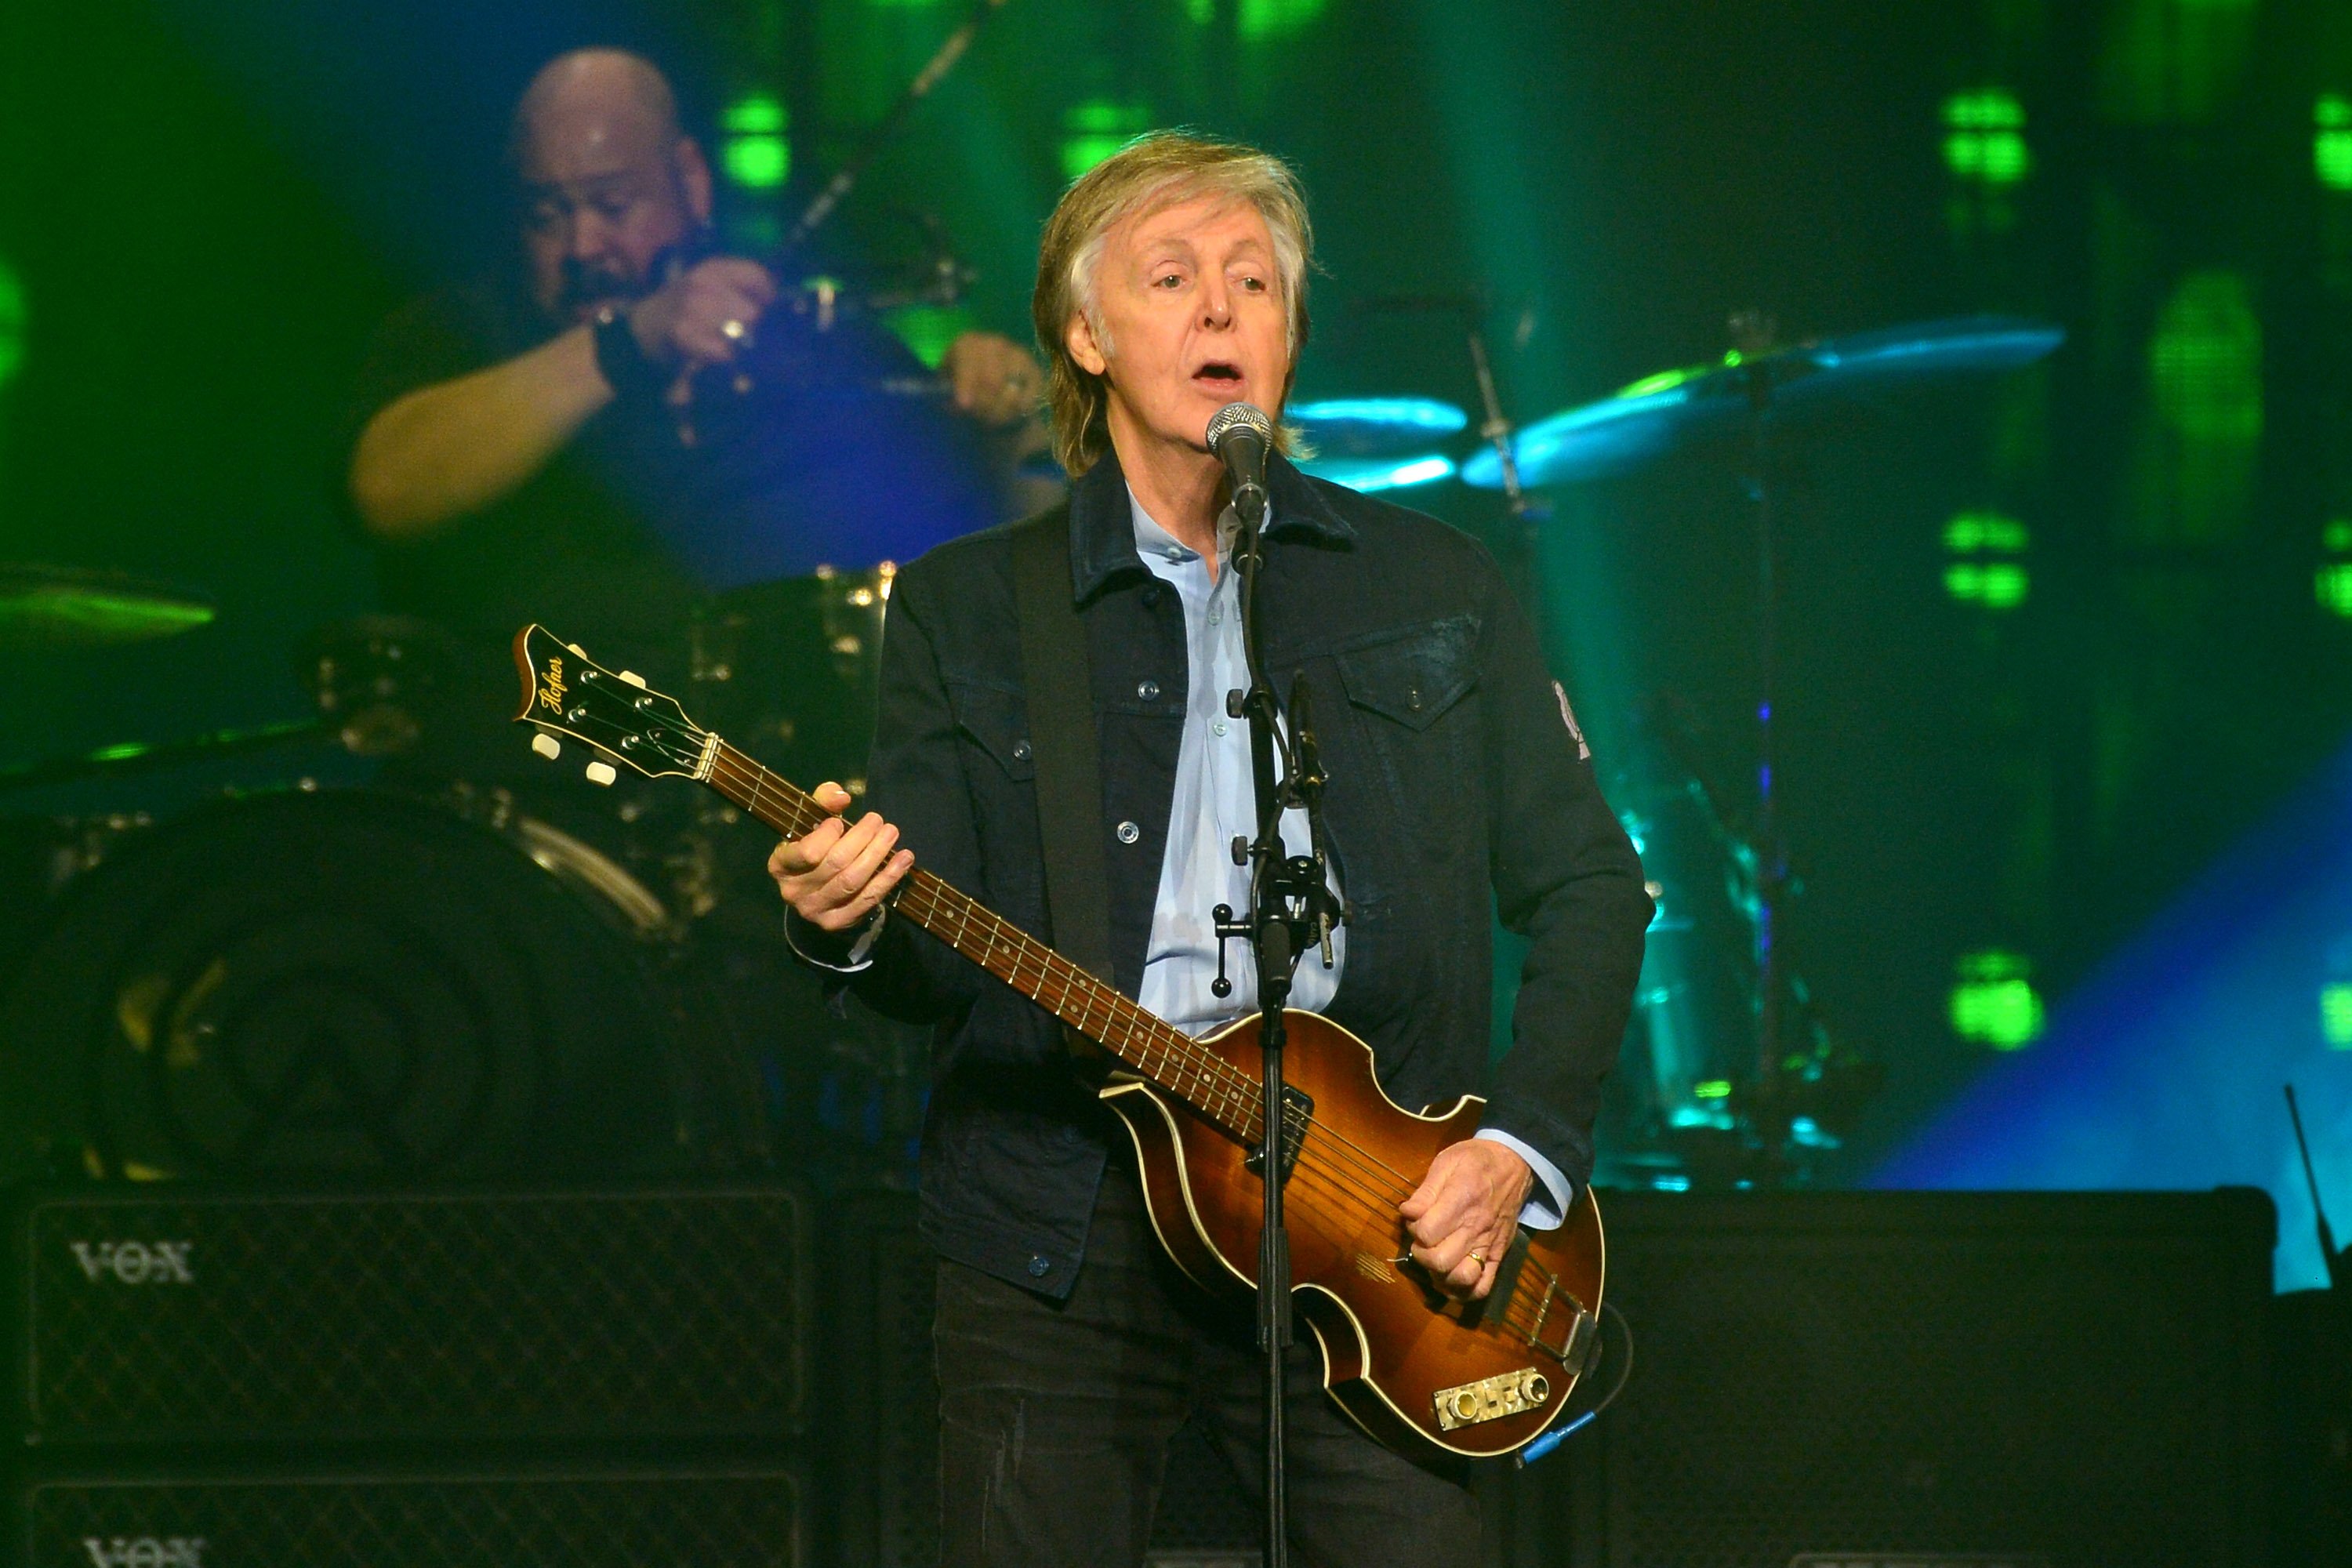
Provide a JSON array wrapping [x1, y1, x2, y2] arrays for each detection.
[[1192, 360, 1246, 394]]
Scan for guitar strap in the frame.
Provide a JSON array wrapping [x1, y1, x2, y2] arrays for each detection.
[[1011, 507, 1116, 1053]]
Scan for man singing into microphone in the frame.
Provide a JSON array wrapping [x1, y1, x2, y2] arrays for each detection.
[[770, 132, 1649, 1564]]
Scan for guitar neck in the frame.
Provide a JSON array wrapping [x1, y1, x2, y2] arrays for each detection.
[[701, 741, 1265, 1144]]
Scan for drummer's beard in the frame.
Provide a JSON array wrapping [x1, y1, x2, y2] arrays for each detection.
[[557, 256, 651, 325]]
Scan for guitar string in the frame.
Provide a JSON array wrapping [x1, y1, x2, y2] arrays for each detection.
[[706, 746, 1564, 1337], [707, 750, 1508, 1230], [706, 750, 1432, 1206], [669, 743, 1563, 1343]]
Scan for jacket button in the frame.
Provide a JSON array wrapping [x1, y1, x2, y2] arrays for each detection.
[[1012, 739, 1033, 761], [1116, 820, 1141, 844], [1142, 583, 1163, 608], [1407, 685, 1423, 712], [1027, 1254, 1052, 1278], [1138, 679, 1160, 701]]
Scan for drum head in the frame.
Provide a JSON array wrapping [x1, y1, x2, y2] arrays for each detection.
[[0, 789, 691, 1183]]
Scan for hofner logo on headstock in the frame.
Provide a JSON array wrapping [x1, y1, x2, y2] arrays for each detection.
[[68, 1240, 194, 1285], [537, 653, 568, 716]]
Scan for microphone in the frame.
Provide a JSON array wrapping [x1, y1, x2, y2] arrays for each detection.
[[1206, 402, 1273, 531]]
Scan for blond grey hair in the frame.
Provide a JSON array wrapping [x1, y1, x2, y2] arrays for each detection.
[[1032, 131, 1313, 477]]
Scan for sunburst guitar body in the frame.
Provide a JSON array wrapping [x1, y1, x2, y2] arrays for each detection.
[[512, 624, 1604, 1460]]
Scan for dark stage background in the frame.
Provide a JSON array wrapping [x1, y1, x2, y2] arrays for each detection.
[[2, 0, 2350, 1282]]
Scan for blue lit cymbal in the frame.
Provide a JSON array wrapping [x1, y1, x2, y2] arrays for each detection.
[[1288, 397, 1469, 457], [1461, 315, 2063, 490], [1297, 450, 1458, 493]]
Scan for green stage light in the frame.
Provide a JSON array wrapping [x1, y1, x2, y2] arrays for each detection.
[[2152, 270, 2263, 442], [1951, 950, 2045, 1050], [0, 256, 24, 388], [1942, 90, 2031, 187], [2318, 96, 2352, 191], [2324, 983, 2352, 1047], [1239, 0, 1326, 39], [2318, 563, 2352, 618], [1944, 510, 2030, 609], [1944, 510, 2030, 554], [721, 93, 790, 190], [1062, 100, 1152, 183], [884, 304, 973, 369]]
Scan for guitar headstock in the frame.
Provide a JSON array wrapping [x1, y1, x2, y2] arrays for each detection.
[[510, 624, 710, 783]]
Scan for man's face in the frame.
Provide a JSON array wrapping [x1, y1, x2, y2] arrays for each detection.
[[1068, 194, 1293, 459], [517, 115, 705, 325]]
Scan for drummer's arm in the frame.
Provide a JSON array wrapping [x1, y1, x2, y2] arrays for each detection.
[[348, 325, 614, 541]]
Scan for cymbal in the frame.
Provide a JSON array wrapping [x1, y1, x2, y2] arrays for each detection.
[[1296, 451, 1457, 493], [0, 563, 216, 648], [1287, 397, 1468, 458], [1461, 315, 2063, 490]]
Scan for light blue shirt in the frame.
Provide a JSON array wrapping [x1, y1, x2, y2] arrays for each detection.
[[1128, 491, 1571, 1230]]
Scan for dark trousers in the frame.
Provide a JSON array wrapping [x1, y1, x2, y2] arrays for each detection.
[[933, 1163, 1483, 1566]]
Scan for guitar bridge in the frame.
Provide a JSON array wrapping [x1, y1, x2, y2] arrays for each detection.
[[1243, 1086, 1314, 1184]]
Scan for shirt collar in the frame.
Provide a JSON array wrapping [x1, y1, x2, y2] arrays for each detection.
[[1064, 442, 1356, 604]]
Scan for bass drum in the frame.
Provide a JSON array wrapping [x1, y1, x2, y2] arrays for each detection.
[[0, 789, 697, 1185]]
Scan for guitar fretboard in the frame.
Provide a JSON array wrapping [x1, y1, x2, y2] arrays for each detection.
[[704, 741, 1268, 1143]]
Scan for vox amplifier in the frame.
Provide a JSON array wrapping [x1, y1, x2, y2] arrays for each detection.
[[9, 1185, 809, 1445]]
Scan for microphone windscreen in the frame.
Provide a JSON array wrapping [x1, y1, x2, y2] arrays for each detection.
[[1205, 401, 1273, 456]]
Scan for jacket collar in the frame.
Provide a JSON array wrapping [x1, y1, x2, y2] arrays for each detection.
[[1065, 443, 1356, 604]]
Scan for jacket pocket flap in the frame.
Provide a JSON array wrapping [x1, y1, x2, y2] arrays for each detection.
[[1334, 615, 1479, 731], [946, 679, 1036, 779]]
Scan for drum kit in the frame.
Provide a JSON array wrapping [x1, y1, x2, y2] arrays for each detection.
[[0, 312, 2058, 1192]]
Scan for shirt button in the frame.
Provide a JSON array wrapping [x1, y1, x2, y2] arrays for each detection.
[[1137, 680, 1160, 701], [1164, 546, 1185, 561], [1027, 1254, 1052, 1278], [1212, 720, 1229, 737], [1012, 739, 1033, 761], [1209, 608, 1221, 626], [1116, 820, 1141, 844]]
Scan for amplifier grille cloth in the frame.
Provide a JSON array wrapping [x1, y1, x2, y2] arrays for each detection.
[[26, 1468, 803, 1568], [22, 1189, 806, 1441]]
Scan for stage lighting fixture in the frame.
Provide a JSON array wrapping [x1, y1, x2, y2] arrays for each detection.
[[1951, 950, 2045, 1050], [1944, 510, 2031, 611], [1942, 90, 2031, 187], [721, 94, 790, 190], [2318, 96, 2352, 191], [1061, 100, 1153, 183]]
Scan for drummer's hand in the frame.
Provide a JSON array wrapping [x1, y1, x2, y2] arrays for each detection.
[[1400, 1140, 1531, 1301], [767, 781, 914, 931], [942, 331, 1044, 426], [628, 256, 777, 377]]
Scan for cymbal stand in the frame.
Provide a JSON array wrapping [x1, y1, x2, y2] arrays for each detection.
[[1733, 320, 1791, 1109]]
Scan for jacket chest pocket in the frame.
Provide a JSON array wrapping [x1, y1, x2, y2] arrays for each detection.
[[947, 679, 1036, 782], [1331, 615, 1481, 850]]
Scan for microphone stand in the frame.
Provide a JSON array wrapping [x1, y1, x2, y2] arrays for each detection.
[[1211, 476, 1344, 1568]]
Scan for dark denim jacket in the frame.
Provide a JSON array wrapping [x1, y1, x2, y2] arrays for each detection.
[[811, 449, 1651, 1298]]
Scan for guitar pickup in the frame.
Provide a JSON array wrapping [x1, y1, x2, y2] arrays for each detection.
[[1243, 1085, 1314, 1184]]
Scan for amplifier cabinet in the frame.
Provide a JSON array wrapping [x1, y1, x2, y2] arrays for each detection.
[[16, 1461, 804, 1568], [1548, 1189, 2276, 1568], [9, 1185, 809, 1445]]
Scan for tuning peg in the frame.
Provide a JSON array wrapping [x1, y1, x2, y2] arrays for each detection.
[[618, 670, 647, 688], [531, 734, 561, 760], [585, 760, 617, 786]]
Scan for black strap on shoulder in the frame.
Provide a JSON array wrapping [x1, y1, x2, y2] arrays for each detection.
[[1010, 509, 1116, 1012]]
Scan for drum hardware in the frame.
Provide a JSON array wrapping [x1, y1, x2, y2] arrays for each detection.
[[297, 615, 463, 757]]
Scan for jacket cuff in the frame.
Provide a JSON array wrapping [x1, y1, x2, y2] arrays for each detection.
[[1471, 1128, 1573, 1231], [784, 905, 886, 972]]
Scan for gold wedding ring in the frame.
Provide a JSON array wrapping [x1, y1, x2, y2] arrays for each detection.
[[1468, 1250, 1486, 1265]]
